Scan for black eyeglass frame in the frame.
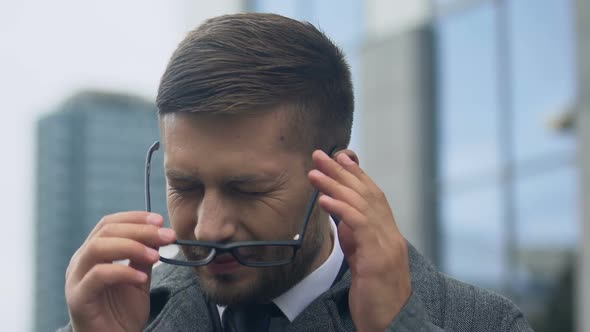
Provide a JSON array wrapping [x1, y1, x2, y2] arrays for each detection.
[[145, 141, 336, 267]]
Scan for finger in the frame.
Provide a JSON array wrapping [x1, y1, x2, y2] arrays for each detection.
[[334, 153, 365, 179], [88, 211, 164, 239], [129, 260, 155, 281], [71, 264, 148, 305], [74, 237, 160, 279], [312, 150, 364, 193], [68, 213, 168, 281], [309, 169, 368, 213], [318, 195, 368, 231], [95, 223, 176, 248]]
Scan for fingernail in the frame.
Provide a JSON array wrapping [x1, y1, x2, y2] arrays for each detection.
[[315, 150, 329, 159], [158, 228, 175, 241], [340, 154, 355, 165], [147, 213, 163, 225], [146, 247, 160, 260], [136, 271, 148, 282]]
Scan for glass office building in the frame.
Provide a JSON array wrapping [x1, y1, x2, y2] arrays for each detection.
[[34, 91, 166, 331], [436, 1, 578, 330], [251, 0, 585, 331]]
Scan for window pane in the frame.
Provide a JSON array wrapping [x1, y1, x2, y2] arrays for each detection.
[[514, 166, 578, 331], [434, 0, 461, 6], [441, 185, 505, 288], [307, 0, 364, 48], [509, 0, 576, 162], [251, 0, 299, 18], [516, 167, 579, 248], [437, 2, 501, 182]]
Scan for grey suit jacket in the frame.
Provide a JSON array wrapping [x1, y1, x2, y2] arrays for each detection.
[[142, 244, 533, 331]]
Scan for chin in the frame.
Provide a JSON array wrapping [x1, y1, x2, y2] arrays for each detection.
[[195, 263, 305, 306], [195, 268, 262, 305]]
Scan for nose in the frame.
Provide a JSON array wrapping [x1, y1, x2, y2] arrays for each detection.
[[193, 189, 236, 243]]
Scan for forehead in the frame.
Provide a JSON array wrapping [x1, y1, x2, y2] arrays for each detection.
[[159, 109, 303, 175], [160, 109, 290, 147]]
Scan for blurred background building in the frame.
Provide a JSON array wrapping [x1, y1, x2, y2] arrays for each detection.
[[34, 92, 167, 331], [0, 0, 587, 331], [250, 1, 585, 330]]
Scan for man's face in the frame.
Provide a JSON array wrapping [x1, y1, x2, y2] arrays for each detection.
[[160, 110, 327, 305]]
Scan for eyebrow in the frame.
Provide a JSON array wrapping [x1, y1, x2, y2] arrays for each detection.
[[165, 170, 285, 186], [165, 170, 200, 183]]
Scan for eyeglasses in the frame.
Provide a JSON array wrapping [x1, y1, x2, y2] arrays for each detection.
[[145, 141, 335, 267]]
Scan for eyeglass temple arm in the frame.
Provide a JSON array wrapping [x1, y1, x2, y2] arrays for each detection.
[[296, 145, 339, 241], [145, 141, 160, 213]]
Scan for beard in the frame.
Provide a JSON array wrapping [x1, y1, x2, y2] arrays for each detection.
[[191, 213, 326, 306]]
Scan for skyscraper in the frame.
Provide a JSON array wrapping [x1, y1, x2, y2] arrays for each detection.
[[34, 91, 166, 331]]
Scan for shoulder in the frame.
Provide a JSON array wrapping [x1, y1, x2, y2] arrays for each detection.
[[146, 263, 213, 330], [149, 262, 203, 308], [408, 243, 529, 331], [440, 273, 527, 330], [151, 261, 196, 292]]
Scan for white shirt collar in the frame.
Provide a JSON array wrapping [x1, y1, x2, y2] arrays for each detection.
[[217, 217, 344, 322]]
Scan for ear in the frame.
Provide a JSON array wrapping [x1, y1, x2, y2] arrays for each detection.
[[334, 149, 360, 166]]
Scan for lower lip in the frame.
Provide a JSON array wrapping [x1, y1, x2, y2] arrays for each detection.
[[206, 259, 242, 274]]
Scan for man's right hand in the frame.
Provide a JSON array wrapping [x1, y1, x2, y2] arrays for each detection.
[[65, 211, 176, 332]]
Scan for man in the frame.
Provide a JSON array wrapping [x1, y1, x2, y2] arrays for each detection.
[[62, 13, 533, 332]]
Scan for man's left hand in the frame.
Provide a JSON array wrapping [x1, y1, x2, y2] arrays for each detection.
[[308, 150, 412, 332]]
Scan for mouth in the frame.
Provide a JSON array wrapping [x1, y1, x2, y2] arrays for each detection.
[[206, 254, 242, 274]]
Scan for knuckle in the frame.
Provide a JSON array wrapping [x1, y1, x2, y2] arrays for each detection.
[[357, 199, 370, 215], [355, 214, 369, 227], [85, 239, 101, 255], [127, 240, 146, 256], [335, 164, 348, 178], [69, 247, 82, 264], [390, 235, 407, 256], [355, 165, 365, 174], [367, 188, 385, 202], [89, 265, 107, 280], [66, 252, 80, 275], [92, 215, 111, 233], [140, 225, 159, 241], [65, 264, 74, 281], [97, 215, 110, 226], [358, 186, 371, 199], [97, 223, 116, 237]]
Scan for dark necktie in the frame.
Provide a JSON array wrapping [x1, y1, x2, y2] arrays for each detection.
[[222, 302, 288, 332]]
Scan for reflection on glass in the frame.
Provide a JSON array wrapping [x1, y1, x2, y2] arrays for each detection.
[[436, 0, 578, 330], [515, 167, 579, 249], [512, 166, 578, 330], [441, 185, 505, 289], [509, 0, 576, 162], [436, 1, 501, 182]]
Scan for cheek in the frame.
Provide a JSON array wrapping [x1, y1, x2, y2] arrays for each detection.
[[245, 199, 304, 239], [167, 194, 199, 235]]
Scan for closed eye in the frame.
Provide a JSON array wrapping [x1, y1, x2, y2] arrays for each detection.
[[230, 187, 271, 197], [169, 185, 203, 194]]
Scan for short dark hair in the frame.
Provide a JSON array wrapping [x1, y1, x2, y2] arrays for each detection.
[[156, 13, 354, 152]]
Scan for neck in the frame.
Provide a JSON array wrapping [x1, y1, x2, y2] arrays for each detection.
[[305, 215, 334, 275]]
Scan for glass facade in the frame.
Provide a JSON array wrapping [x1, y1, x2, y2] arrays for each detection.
[[251, 1, 580, 330], [435, 0, 578, 330], [35, 92, 166, 331]]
